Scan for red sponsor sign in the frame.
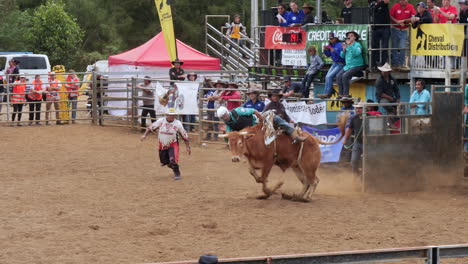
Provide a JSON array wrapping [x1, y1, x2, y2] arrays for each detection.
[[264, 26, 306, 49]]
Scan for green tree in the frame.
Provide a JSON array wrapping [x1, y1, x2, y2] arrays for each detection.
[[28, 0, 83, 68], [0, 0, 32, 51]]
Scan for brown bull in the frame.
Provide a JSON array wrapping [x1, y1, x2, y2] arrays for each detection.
[[224, 114, 348, 202]]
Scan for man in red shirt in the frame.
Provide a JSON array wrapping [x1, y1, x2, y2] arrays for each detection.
[[426, 0, 438, 21], [390, 0, 416, 70], [434, 0, 458, 23]]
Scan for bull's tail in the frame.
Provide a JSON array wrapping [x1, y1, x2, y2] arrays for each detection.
[[312, 112, 349, 145]]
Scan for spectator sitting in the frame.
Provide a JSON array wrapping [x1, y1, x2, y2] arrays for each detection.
[[302, 3, 315, 25], [199, 255, 219, 264], [390, 0, 416, 70], [341, 0, 353, 23], [263, 89, 292, 123], [433, 0, 458, 23], [276, 3, 290, 26], [375, 63, 400, 113], [336, 31, 366, 99], [411, 2, 433, 27], [366, 99, 383, 115], [286, 1, 305, 26], [280, 77, 303, 98], [370, 0, 390, 71], [302, 46, 324, 98], [243, 89, 265, 112], [460, 0, 468, 23], [317, 33, 345, 99], [410, 79, 431, 114]]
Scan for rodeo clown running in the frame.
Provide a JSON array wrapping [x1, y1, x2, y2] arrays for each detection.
[[216, 105, 306, 142], [141, 108, 191, 180]]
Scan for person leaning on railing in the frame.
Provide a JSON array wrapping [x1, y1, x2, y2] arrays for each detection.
[[433, 0, 458, 23], [285, 1, 305, 26], [27, 75, 44, 125], [10, 75, 27, 126], [390, 0, 416, 71], [411, 2, 433, 27], [45, 73, 63, 125], [65, 70, 80, 124], [410, 79, 431, 115]]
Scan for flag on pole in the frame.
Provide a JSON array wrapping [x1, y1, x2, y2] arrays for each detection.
[[154, 0, 178, 62]]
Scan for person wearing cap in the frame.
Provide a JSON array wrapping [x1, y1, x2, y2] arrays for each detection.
[[243, 89, 265, 112], [141, 108, 191, 181], [410, 79, 431, 115], [137, 76, 156, 128], [169, 59, 186, 82], [335, 31, 365, 99], [10, 75, 27, 126], [317, 33, 344, 99], [341, 0, 353, 24], [65, 70, 80, 124], [390, 0, 416, 70], [285, 1, 305, 26], [302, 46, 324, 98], [460, 0, 468, 23], [375, 62, 400, 113], [219, 82, 241, 110], [263, 89, 292, 123], [45, 73, 63, 125], [369, 0, 391, 70], [302, 3, 315, 25], [433, 0, 458, 23], [281, 77, 304, 98], [343, 101, 365, 178], [411, 2, 433, 28], [204, 80, 225, 140]]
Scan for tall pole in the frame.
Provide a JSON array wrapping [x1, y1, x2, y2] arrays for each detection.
[[251, 0, 258, 38], [316, 0, 322, 23], [261, 0, 266, 10]]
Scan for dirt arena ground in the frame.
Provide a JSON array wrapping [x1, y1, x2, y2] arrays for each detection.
[[1, 124, 468, 264]]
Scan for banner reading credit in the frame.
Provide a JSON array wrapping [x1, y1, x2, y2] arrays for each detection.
[[282, 101, 327, 125], [154, 0, 178, 61], [306, 25, 368, 64], [301, 126, 344, 163], [265, 26, 307, 49], [410, 24, 464, 56]]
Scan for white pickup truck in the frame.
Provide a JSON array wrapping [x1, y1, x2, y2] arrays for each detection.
[[0, 53, 51, 83]]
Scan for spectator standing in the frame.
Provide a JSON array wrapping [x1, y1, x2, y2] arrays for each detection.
[[302, 3, 315, 25], [140, 108, 191, 181], [375, 63, 400, 113], [226, 14, 248, 58], [336, 31, 366, 99], [263, 89, 292, 123], [460, 0, 468, 23], [434, 0, 458, 23], [243, 89, 265, 112], [411, 2, 433, 27], [11, 75, 27, 126], [169, 59, 186, 83], [45, 73, 63, 125], [276, 3, 290, 26], [204, 80, 225, 140], [410, 79, 431, 114], [302, 46, 324, 98], [281, 77, 304, 98], [286, 1, 305, 26], [219, 82, 241, 110], [318, 33, 345, 99], [6, 59, 20, 85], [390, 0, 416, 70], [65, 70, 80, 124], [341, 0, 353, 24], [370, 0, 391, 69], [343, 101, 365, 179], [138, 76, 156, 128], [427, 0, 439, 21], [27, 75, 44, 125]]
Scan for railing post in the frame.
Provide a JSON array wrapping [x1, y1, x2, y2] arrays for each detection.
[[131, 77, 137, 129], [6, 77, 10, 124], [198, 83, 204, 145], [91, 72, 98, 125]]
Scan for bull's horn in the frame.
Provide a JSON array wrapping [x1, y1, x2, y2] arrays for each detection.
[[239, 131, 249, 135], [218, 134, 228, 138]]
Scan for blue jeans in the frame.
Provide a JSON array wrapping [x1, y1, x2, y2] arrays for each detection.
[[391, 27, 408, 67], [69, 97, 78, 119], [273, 115, 294, 135], [183, 115, 197, 131], [351, 142, 363, 177], [324, 63, 344, 95], [336, 65, 366, 96], [301, 71, 318, 98]]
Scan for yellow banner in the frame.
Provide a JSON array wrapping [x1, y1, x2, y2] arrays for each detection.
[[154, 0, 177, 62], [326, 83, 366, 111], [410, 24, 464, 56]]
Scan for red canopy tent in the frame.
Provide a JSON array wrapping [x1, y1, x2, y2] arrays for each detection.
[[108, 32, 220, 70]]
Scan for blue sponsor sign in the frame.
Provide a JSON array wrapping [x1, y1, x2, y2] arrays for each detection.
[[302, 125, 344, 163]]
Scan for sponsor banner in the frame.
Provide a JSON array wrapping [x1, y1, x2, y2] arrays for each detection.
[[265, 26, 307, 49], [410, 24, 464, 56], [283, 101, 327, 125], [154, 0, 177, 61], [281, 49, 307, 66], [154, 82, 199, 115], [306, 24, 368, 64], [302, 126, 344, 163]]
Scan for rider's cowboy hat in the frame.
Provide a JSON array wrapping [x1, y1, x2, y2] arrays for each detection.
[[268, 89, 284, 98], [166, 108, 178, 115]]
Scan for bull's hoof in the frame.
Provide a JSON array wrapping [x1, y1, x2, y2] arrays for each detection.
[[281, 193, 310, 203], [256, 194, 270, 200]]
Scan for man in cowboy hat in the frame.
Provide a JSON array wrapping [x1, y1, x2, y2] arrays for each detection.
[[263, 89, 291, 123], [137, 76, 156, 128], [217, 104, 306, 142], [340, 97, 355, 111], [375, 62, 400, 113], [343, 101, 365, 178], [302, 3, 315, 24], [141, 108, 191, 180], [243, 89, 265, 112], [169, 58, 186, 82]]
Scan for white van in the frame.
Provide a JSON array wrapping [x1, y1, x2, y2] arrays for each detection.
[[0, 53, 51, 82]]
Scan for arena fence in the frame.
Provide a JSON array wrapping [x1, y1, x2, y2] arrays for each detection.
[[0, 72, 92, 126], [148, 244, 468, 264]]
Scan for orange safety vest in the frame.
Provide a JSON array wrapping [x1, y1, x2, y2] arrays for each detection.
[[46, 79, 61, 101], [65, 76, 80, 97], [11, 81, 26, 103], [28, 80, 43, 101]]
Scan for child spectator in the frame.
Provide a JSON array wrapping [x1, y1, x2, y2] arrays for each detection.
[[302, 46, 324, 98], [226, 14, 248, 59]]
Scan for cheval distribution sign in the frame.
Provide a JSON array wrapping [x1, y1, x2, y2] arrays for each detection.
[[306, 24, 368, 64], [410, 24, 464, 56]]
